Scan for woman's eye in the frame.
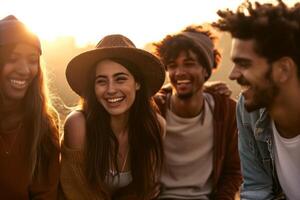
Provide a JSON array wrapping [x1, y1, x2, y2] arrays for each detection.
[[96, 79, 106, 85], [116, 77, 127, 82]]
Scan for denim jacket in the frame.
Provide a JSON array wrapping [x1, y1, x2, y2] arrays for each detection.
[[237, 95, 285, 200]]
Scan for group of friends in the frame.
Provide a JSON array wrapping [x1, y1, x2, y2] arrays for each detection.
[[0, 1, 300, 200]]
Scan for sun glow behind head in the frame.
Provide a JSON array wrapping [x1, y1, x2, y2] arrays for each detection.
[[1, 0, 298, 48]]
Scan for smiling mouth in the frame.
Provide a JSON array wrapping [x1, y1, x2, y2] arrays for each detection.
[[10, 79, 27, 89], [177, 80, 191, 85], [107, 97, 124, 103]]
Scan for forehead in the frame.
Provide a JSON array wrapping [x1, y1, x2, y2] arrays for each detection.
[[12, 43, 39, 56], [95, 59, 131, 75], [231, 39, 258, 59]]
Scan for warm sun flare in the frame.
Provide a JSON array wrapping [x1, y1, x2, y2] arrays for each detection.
[[1, 0, 299, 47]]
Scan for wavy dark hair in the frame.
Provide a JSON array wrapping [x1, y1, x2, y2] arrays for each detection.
[[153, 25, 221, 81], [0, 44, 60, 181], [81, 58, 164, 199], [213, 0, 300, 77]]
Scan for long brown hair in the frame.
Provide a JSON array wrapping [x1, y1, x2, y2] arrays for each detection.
[[82, 60, 164, 199], [0, 44, 60, 181]]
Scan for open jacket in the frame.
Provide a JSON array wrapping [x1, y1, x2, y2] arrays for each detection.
[[154, 88, 242, 200], [236, 95, 285, 200]]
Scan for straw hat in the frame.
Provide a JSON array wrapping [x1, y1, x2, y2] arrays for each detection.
[[66, 34, 165, 97]]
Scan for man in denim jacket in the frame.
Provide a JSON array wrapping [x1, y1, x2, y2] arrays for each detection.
[[214, 1, 300, 199]]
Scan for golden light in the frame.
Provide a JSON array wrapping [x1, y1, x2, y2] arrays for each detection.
[[1, 0, 299, 47]]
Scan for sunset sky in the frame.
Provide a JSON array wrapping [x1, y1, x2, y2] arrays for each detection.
[[1, 0, 299, 47]]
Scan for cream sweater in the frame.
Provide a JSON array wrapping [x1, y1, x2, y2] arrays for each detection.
[[60, 144, 107, 200]]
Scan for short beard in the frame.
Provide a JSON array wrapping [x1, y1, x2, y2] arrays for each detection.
[[244, 83, 279, 112], [244, 64, 279, 112], [176, 92, 193, 100]]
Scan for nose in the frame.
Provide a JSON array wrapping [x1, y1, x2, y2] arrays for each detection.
[[229, 65, 240, 81], [16, 59, 31, 76], [107, 81, 117, 95], [174, 65, 186, 77]]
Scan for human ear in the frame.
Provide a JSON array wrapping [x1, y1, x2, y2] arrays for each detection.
[[273, 57, 295, 83], [135, 82, 141, 90]]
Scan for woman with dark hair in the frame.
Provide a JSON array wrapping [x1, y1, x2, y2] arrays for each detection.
[[60, 34, 165, 200], [0, 15, 60, 199]]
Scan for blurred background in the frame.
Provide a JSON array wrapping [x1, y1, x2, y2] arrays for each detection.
[[1, 0, 298, 119]]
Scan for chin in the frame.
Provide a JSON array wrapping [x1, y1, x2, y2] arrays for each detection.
[[107, 110, 123, 116], [108, 108, 130, 117], [176, 92, 193, 100], [5, 94, 26, 102]]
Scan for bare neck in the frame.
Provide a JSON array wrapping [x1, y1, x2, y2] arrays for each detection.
[[270, 85, 300, 138], [171, 91, 204, 118], [110, 114, 129, 137]]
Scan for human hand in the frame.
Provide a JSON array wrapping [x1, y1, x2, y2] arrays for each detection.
[[204, 81, 232, 96], [154, 83, 172, 104]]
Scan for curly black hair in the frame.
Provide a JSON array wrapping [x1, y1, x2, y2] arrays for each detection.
[[153, 25, 221, 81], [213, 0, 300, 77]]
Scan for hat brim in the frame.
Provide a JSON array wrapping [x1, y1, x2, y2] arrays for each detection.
[[66, 47, 165, 97]]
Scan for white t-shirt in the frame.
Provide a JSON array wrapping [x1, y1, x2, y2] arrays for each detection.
[[159, 93, 214, 199], [272, 121, 300, 200]]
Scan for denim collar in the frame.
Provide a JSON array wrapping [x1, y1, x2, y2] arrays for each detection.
[[253, 108, 272, 142]]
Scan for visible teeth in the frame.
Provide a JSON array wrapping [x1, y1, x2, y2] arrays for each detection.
[[177, 80, 190, 84], [107, 97, 123, 103], [11, 79, 26, 86]]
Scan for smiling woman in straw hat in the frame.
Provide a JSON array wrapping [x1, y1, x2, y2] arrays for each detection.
[[0, 15, 60, 199], [60, 34, 166, 200]]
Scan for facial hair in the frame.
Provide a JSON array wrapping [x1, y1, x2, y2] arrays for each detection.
[[174, 81, 203, 100], [176, 92, 193, 100], [238, 64, 279, 112]]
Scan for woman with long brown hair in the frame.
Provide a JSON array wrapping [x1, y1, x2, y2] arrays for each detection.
[[0, 15, 60, 199], [60, 34, 165, 200]]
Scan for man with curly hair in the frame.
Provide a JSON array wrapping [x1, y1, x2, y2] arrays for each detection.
[[213, 1, 300, 199], [153, 25, 242, 200]]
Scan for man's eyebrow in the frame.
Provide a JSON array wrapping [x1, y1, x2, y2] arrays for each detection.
[[232, 57, 251, 63]]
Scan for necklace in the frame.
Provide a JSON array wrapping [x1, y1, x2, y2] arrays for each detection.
[[109, 149, 129, 176], [120, 149, 129, 172], [0, 122, 22, 155]]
